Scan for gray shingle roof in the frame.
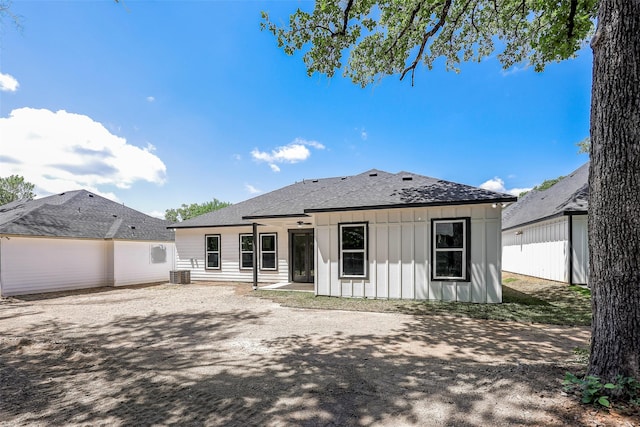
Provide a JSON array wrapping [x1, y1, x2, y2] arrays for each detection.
[[0, 190, 174, 241], [173, 169, 516, 228], [502, 162, 589, 230]]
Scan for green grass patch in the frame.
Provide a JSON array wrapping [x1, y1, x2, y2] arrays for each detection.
[[252, 274, 592, 326], [569, 285, 591, 297], [502, 277, 519, 284]]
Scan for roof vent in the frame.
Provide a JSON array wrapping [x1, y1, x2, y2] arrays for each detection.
[[369, 172, 378, 177], [312, 179, 318, 183], [402, 176, 413, 181], [88, 194, 94, 198], [129, 226, 136, 230], [341, 177, 347, 180]]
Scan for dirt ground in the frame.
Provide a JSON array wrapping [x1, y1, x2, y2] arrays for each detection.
[[0, 282, 636, 426]]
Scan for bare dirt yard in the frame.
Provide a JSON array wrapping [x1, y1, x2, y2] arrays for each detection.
[[0, 280, 636, 426]]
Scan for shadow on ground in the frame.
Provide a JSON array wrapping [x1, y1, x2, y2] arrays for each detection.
[[0, 298, 596, 426]]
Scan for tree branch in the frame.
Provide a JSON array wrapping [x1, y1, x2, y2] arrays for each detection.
[[567, 0, 578, 38], [400, 0, 453, 85], [332, 0, 355, 37], [448, 0, 474, 48], [386, 1, 425, 58]]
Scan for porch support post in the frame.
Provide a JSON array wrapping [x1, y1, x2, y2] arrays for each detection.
[[252, 222, 258, 290]]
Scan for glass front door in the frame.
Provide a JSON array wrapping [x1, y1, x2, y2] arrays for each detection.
[[291, 230, 314, 283]]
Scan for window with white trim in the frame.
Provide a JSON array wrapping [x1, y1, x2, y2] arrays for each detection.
[[432, 218, 470, 281], [205, 234, 221, 269], [339, 223, 368, 278], [260, 233, 278, 271], [239, 234, 253, 269]]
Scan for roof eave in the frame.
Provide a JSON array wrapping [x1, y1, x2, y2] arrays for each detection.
[[304, 197, 517, 214], [241, 213, 311, 220], [170, 222, 253, 230], [502, 209, 589, 231]]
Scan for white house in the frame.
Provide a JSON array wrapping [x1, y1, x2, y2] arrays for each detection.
[[0, 190, 175, 296], [171, 169, 516, 303], [502, 162, 589, 285]]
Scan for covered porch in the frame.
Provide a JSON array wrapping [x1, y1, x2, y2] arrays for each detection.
[[258, 281, 314, 292]]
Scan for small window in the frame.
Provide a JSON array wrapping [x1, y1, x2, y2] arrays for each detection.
[[432, 218, 470, 281], [205, 235, 221, 269], [260, 233, 278, 271], [239, 234, 253, 269], [339, 223, 368, 278]]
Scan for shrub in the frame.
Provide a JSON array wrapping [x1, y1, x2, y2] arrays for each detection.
[[563, 372, 640, 408]]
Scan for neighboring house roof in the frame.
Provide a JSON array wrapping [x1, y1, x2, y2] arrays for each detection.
[[0, 190, 175, 241], [502, 162, 589, 231], [173, 169, 517, 229]]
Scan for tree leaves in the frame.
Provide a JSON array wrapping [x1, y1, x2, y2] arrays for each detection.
[[0, 175, 36, 205], [262, 0, 598, 86], [164, 199, 232, 222]]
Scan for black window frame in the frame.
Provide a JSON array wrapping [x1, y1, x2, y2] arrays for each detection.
[[239, 233, 254, 270], [259, 232, 278, 271], [205, 234, 221, 270], [338, 222, 368, 279], [431, 217, 471, 282]]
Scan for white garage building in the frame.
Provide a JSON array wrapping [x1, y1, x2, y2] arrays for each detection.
[[0, 190, 175, 296], [502, 162, 589, 285]]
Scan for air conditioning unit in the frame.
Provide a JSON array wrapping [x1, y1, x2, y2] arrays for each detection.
[[169, 270, 191, 284]]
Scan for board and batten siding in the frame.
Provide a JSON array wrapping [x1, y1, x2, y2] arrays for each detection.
[[113, 241, 176, 286], [0, 236, 109, 296], [174, 226, 289, 283], [314, 204, 502, 303], [502, 216, 569, 283]]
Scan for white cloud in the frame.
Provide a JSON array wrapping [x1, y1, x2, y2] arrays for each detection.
[[480, 177, 531, 196], [251, 137, 325, 172], [501, 64, 530, 76], [0, 108, 167, 197], [245, 184, 261, 194], [147, 210, 166, 219], [251, 144, 310, 163], [479, 177, 506, 192], [146, 96, 155, 102], [0, 72, 19, 92], [298, 138, 325, 150]]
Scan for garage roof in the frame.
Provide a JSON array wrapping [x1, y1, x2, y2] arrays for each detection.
[[502, 162, 589, 231], [0, 190, 174, 241]]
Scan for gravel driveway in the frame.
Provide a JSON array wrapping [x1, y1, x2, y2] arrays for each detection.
[[0, 282, 598, 426]]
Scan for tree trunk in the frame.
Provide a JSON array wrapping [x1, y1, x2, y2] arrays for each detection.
[[588, 0, 640, 384]]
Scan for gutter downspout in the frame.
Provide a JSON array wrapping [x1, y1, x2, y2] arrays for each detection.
[[252, 223, 258, 291], [567, 215, 574, 286]]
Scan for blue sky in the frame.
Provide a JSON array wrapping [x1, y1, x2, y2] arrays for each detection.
[[1, 1, 591, 218]]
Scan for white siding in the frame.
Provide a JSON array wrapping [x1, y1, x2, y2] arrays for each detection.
[[314, 204, 503, 302], [174, 226, 289, 283], [571, 215, 589, 285], [316, 226, 331, 296], [113, 241, 176, 286], [502, 217, 569, 282], [0, 237, 108, 296]]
